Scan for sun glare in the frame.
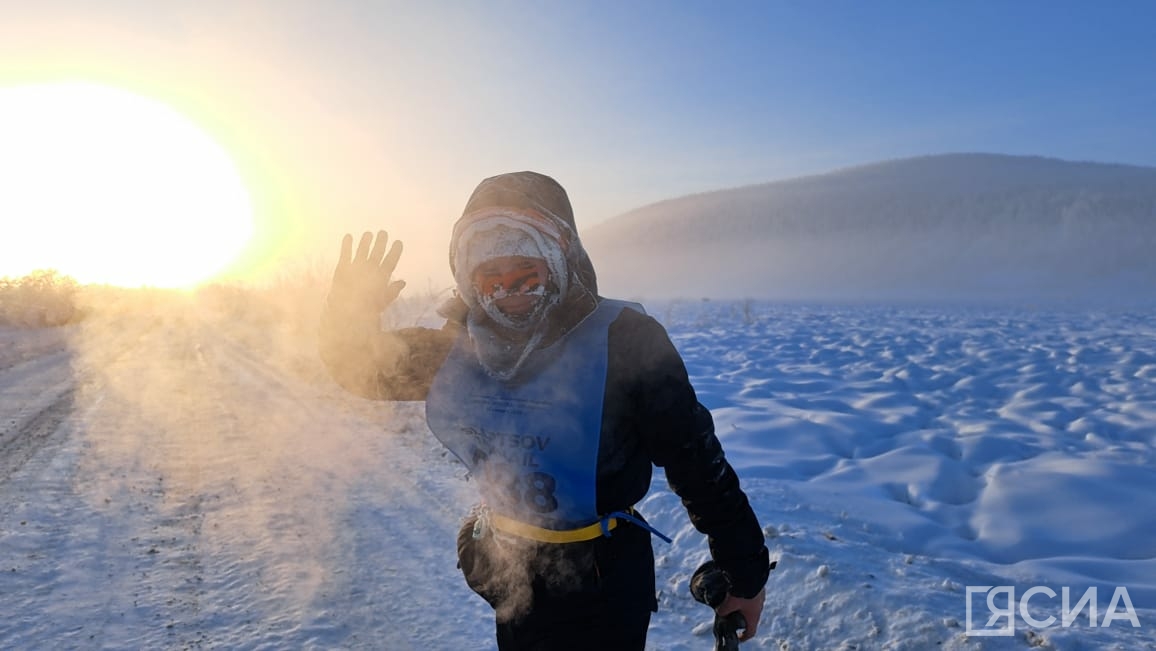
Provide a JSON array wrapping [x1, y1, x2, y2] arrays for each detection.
[[0, 81, 253, 288]]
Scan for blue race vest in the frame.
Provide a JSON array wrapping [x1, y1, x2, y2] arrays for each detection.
[[426, 299, 642, 530]]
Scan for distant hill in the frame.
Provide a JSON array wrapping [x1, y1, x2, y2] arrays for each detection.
[[582, 154, 1156, 305]]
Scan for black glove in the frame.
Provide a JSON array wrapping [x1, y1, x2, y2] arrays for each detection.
[[327, 230, 406, 323], [690, 561, 747, 651], [712, 611, 746, 651]]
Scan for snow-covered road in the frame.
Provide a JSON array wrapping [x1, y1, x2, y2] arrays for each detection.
[[0, 316, 491, 649], [0, 328, 75, 483]]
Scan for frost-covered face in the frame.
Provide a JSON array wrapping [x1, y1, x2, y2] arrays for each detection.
[[472, 256, 549, 322], [453, 214, 569, 332], [452, 212, 570, 308]]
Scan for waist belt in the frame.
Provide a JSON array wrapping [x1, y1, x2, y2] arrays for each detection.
[[485, 507, 673, 545]]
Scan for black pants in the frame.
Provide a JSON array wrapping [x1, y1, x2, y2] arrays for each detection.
[[458, 513, 658, 651], [495, 606, 650, 650]]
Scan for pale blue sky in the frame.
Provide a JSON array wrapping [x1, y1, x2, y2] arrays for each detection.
[[2, 1, 1154, 281]]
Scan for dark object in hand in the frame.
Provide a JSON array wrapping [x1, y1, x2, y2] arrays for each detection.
[[689, 561, 746, 651]]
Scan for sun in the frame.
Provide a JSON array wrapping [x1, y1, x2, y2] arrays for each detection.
[[0, 81, 253, 288]]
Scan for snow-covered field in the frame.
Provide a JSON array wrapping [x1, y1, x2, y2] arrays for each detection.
[[2, 299, 1154, 650]]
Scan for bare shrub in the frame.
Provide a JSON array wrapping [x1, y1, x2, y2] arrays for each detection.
[[0, 269, 82, 327]]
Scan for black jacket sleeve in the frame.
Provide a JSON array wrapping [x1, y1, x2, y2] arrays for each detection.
[[616, 309, 770, 598], [317, 299, 457, 401]]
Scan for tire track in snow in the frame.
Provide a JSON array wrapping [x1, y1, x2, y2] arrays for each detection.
[[0, 347, 77, 483], [0, 319, 493, 649], [0, 324, 155, 649], [1, 320, 246, 649]]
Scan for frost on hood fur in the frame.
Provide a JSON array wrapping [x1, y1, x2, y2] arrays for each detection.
[[446, 171, 599, 381], [452, 213, 568, 328]]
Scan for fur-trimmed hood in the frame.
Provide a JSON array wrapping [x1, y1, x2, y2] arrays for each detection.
[[442, 171, 600, 380], [449, 171, 598, 301]]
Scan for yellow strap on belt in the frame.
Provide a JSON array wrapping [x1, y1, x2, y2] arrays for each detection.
[[488, 511, 620, 544]]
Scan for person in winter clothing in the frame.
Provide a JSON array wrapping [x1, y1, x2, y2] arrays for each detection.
[[319, 171, 771, 650]]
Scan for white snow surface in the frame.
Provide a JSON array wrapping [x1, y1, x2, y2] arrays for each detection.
[[2, 299, 1155, 650]]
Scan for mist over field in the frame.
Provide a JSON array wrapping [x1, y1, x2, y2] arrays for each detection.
[[583, 154, 1156, 305]]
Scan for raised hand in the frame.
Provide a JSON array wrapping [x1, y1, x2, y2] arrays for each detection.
[[329, 230, 406, 316]]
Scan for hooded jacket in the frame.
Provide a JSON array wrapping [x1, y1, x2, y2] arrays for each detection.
[[319, 171, 770, 600]]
